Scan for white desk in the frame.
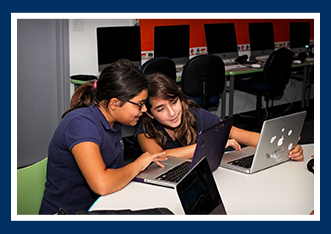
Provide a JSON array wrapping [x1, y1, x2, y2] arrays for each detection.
[[89, 144, 314, 215]]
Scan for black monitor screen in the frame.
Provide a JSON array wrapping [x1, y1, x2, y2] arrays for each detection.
[[96, 26, 141, 71], [154, 25, 190, 64], [290, 22, 310, 53], [204, 23, 238, 59], [176, 157, 226, 215], [249, 22, 275, 59]]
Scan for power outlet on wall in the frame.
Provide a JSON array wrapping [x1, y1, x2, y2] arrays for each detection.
[[73, 19, 84, 31]]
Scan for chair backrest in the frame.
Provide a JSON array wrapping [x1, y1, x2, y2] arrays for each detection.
[[17, 157, 48, 215], [140, 57, 177, 82], [181, 54, 225, 108], [263, 47, 293, 86]]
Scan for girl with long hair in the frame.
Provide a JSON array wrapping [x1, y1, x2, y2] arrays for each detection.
[[136, 73, 303, 166], [40, 59, 165, 214]]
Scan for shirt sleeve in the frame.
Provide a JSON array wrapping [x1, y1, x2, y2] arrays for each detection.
[[195, 108, 221, 132], [63, 116, 102, 151]]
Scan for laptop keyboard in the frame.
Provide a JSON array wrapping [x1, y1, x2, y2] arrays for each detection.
[[228, 155, 254, 168], [156, 161, 191, 183]]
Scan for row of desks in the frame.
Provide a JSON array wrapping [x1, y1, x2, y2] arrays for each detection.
[[70, 59, 314, 120]]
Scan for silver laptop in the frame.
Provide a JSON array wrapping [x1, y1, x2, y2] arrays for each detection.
[[133, 116, 234, 188], [176, 157, 227, 214], [220, 111, 307, 174]]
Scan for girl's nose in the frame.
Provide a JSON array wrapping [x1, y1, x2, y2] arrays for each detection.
[[168, 107, 175, 116], [141, 103, 147, 112]]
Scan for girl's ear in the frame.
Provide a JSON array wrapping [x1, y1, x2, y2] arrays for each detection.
[[146, 112, 154, 119], [108, 98, 121, 110]]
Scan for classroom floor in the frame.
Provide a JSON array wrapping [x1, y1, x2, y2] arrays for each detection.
[[232, 98, 314, 145]]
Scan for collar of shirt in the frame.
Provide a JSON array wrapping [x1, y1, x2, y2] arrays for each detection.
[[89, 103, 122, 133]]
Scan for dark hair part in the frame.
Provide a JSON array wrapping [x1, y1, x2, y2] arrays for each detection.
[[141, 73, 199, 148], [62, 59, 148, 118]]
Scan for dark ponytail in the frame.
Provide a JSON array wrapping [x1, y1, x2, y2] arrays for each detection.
[[61, 81, 95, 118], [62, 59, 148, 118]]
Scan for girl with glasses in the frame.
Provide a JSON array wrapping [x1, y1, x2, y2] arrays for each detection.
[[40, 59, 165, 214]]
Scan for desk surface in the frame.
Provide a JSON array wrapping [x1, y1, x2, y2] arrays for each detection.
[[90, 144, 314, 215], [225, 60, 311, 75]]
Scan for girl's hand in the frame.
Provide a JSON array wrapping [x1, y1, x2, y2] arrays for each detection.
[[152, 155, 169, 168], [288, 144, 304, 161], [226, 139, 242, 151], [136, 151, 167, 171]]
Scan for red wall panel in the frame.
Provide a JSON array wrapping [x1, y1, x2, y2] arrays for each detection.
[[140, 19, 314, 51]]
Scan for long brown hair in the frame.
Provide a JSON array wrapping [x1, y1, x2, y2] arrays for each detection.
[[141, 73, 199, 148], [62, 59, 148, 118]]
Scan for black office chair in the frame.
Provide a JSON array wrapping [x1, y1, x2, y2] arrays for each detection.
[[181, 54, 226, 110], [234, 47, 293, 121], [140, 57, 177, 82]]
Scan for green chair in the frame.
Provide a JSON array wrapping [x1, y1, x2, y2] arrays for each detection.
[[17, 157, 47, 215]]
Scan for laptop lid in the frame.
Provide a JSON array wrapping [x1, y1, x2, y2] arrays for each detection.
[[134, 116, 234, 187], [190, 116, 234, 172], [250, 111, 307, 173], [221, 111, 306, 174], [176, 157, 227, 215]]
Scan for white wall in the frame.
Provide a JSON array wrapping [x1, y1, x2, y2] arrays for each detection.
[[69, 19, 135, 76], [69, 19, 135, 96]]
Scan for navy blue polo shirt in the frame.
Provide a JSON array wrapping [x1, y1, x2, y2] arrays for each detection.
[[135, 107, 220, 149], [39, 103, 124, 214]]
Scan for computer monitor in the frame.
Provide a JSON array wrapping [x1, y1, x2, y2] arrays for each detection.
[[96, 26, 142, 72], [154, 25, 190, 64], [290, 22, 310, 53], [249, 22, 275, 60], [204, 23, 238, 60]]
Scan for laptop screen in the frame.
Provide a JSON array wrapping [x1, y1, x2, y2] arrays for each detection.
[[176, 157, 226, 214]]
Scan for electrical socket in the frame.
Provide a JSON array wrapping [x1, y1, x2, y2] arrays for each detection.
[[73, 19, 84, 31]]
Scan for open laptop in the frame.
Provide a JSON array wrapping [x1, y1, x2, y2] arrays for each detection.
[[176, 156, 227, 214], [221, 111, 306, 174], [134, 116, 234, 188]]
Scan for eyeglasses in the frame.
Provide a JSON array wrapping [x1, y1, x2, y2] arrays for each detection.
[[127, 100, 146, 111]]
